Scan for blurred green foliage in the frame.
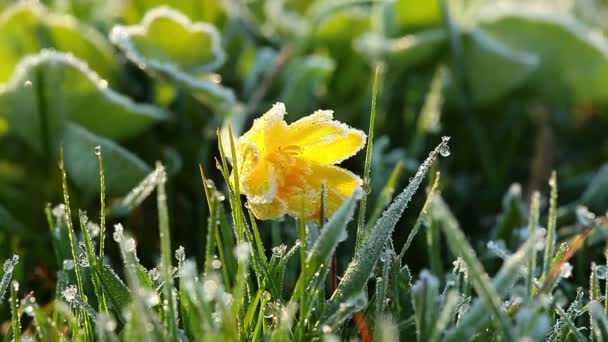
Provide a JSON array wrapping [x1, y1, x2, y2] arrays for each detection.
[[0, 0, 608, 333]]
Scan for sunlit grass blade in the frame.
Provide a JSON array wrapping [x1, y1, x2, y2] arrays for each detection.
[[356, 65, 381, 251], [542, 171, 558, 279], [155, 163, 178, 339], [553, 301, 588, 342], [10, 280, 21, 342], [411, 270, 440, 341], [526, 191, 540, 297]]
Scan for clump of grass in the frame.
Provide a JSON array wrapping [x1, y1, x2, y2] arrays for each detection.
[[4, 77, 608, 342]]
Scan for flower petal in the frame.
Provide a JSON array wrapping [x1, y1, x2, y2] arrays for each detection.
[[287, 110, 366, 164], [240, 102, 288, 151], [241, 159, 278, 204], [248, 196, 288, 220]]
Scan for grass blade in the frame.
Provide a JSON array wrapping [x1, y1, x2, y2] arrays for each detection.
[[542, 171, 558, 279], [321, 138, 450, 324]]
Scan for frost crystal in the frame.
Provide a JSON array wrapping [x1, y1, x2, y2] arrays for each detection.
[[62, 285, 78, 303]]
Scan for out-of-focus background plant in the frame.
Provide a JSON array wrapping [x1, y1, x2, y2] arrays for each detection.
[[1, 0, 608, 340]]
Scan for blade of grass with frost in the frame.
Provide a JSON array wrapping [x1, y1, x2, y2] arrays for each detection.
[[181, 261, 216, 335], [411, 270, 440, 341], [0, 255, 19, 304], [293, 190, 361, 301], [396, 172, 441, 266], [442, 207, 544, 341], [54, 301, 85, 341], [321, 137, 450, 324], [198, 164, 221, 276], [79, 210, 107, 313], [109, 166, 161, 216], [554, 303, 588, 342], [10, 281, 20, 341], [428, 290, 459, 342], [355, 65, 380, 251], [97, 146, 107, 262], [155, 163, 178, 339], [31, 303, 62, 341], [375, 249, 391, 315], [527, 191, 540, 297], [590, 303, 608, 341], [542, 171, 558, 279], [366, 161, 403, 230], [59, 147, 93, 339]]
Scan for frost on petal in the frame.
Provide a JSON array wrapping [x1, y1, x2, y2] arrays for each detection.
[[241, 159, 278, 204], [288, 111, 366, 164], [241, 102, 288, 149], [248, 196, 288, 220]]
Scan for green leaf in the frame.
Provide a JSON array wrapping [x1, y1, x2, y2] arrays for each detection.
[[121, 0, 226, 25], [463, 29, 538, 106], [63, 123, 151, 196], [110, 6, 235, 113], [393, 0, 441, 30], [96, 263, 131, 318], [0, 2, 116, 83], [479, 7, 608, 105], [0, 51, 168, 153]]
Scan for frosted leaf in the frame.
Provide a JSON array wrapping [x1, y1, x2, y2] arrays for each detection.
[[123, 238, 136, 253], [452, 257, 469, 281], [62, 285, 78, 303], [148, 267, 160, 282], [234, 242, 251, 263], [3, 255, 19, 273]]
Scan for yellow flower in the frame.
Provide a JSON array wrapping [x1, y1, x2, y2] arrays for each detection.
[[233, 102, 366, 220]]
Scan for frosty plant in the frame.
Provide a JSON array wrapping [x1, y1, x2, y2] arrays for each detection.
[[231, 102, 366, 220]]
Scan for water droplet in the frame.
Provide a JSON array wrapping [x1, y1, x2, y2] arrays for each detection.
[[12, 281, 19, 292], [211, 259, 222, 269], [23, 80, 32, 88], [597, 265, 607, 280], [62, 284, 78, 302], [576, 206, 596, 226], [322, 325, 332, 334], [94, 145, 101, 156], [140, 288, 160, 307], [263, 291, 272, 301], [63, 259, 75, 270], [24, 304, 34, 317], [560, 263, 573, 279], [148, 268, 160, 282], [99, 80, 108, 89], [175, 246, 186, 262]]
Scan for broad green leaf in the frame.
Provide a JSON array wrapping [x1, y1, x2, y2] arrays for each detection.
[[393, 0, 441, 30], [0, 2, 116, 83], [63, 123, 151, 196], [121, 0, 226, 25], [355, 29, 445, 71], [312, 6, 371, 44], [280, 55, 335, 119], [96, 263, 131, 318], [479, 8, 608, 104], [0, 51, 168, 153], [110, 6, 235, 113], [464, 29, 538, 106]]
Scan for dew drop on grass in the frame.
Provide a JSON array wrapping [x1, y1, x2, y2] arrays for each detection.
[[94, 145, 101, 156], [87, 221, 100, 238], [78, 253, 89, 268], [560, 263, 573, 279], [234, 242, 250, 263], [211, 258, 222, 270], [439, 136, 451, 157], [203, 279, 218, 301], [12, 280, 19, 292], [24, 304, 34, 317], [23, 80, 32, 88], [140, 288, 160, 307]]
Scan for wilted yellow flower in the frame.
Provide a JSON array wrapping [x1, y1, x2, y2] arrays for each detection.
[[233, 102, 366, 220]]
